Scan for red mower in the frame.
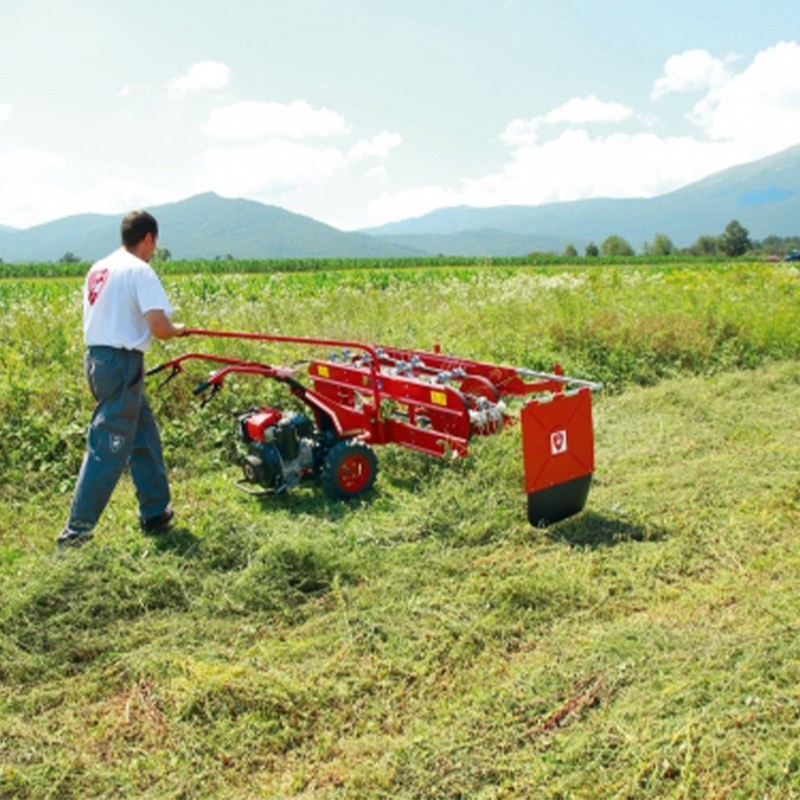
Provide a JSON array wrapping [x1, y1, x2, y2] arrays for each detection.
[[147, 329, 601, 526]]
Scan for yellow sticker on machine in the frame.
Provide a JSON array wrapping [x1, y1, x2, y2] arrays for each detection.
[[316, 364, 330, 378], [430, 390, 448, 406]]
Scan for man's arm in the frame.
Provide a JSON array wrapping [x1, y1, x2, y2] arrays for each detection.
[[145, 309, 187, 340]]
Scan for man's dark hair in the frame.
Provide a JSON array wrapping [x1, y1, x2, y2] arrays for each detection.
[[121, 210, 158, 248]]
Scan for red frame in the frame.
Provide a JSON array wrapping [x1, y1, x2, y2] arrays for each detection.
[[149, 328, 598, 501]]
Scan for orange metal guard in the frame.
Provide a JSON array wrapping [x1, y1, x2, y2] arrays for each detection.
[[521, 387, 595, 526]]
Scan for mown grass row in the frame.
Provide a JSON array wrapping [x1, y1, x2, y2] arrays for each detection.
[[1, 361, 798, 798]]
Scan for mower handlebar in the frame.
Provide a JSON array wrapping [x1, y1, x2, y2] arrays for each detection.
[[145, 362, 168, 376], [183, 328, 380, 361], [182, 327, 385, 408]]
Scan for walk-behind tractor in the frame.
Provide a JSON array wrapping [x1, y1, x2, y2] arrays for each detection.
[[147, 329, 601, 526]]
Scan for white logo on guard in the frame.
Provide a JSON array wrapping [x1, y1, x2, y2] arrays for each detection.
[[550, 430, 568, 456]]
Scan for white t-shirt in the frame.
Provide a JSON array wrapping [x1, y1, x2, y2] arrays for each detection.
[[83, 247, 173, 351]]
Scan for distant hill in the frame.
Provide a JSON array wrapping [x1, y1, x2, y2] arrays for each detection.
[[362, 143, 800, 254], [2, 143, 800, 262], [0, 193, 425, 263]]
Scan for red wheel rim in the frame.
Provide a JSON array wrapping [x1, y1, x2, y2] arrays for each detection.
[[337, 453, 372, 493]]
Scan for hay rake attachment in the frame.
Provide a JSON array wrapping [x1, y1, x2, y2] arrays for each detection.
[[147, 329, 600, 526]]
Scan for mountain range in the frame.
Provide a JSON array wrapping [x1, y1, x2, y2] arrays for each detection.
[[1, 143, 799, 262], [361, 143, 800, 254], [0, 196, 422, 263]]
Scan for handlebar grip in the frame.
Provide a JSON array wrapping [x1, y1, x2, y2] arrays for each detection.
[[146, 363, 168, 377], [192, 380, 212, 396]]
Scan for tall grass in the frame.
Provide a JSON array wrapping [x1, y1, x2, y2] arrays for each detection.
[[2, 262, 798, 496], [0, 254, 730, 280]]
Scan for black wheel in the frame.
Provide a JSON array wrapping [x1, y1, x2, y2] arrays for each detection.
[[320, 440, 378, 500]]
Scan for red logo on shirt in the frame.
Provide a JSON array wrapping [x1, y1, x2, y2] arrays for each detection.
[[87, 268, 109, 305]]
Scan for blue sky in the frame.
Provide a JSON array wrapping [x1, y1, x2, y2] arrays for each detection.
[[1, 0, 799, 230]]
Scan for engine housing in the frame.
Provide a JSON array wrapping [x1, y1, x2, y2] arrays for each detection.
[[236, 406, 316, 492]]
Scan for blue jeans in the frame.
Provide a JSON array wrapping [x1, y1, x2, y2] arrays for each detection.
[[64, 346, 170, 534]]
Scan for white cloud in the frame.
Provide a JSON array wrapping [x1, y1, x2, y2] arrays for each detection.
[[167, 60, 231, 95], [366, 165, 389, 181], [474, 131, 740, 204], [689, 41, 800, 153], [544, 95, 634, 125], [368, 130, 743, 225], [0, 148, 179, 228], [79, 179, 181, 215], [348, 131, 402, 162], [369, 42, 800, 227], [500, 118, 541, 145], [651, 49, 734, 99], [197, 138, 348, 196], [368, 185, 461, 225], [501, 95, 633, 145], [205, 100, 350, 139], [0, 103, 12, 124], [0, 148, 65, 181]]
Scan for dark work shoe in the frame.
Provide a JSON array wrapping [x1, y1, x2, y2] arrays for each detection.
[[57, 529, 94, 550], [140, 508, 175, 534]]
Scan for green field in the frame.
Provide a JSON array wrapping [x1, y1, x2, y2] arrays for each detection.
[[1, 261, 799, 798]]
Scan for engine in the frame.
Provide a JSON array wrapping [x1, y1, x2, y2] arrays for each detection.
[[236, 405, 317, 492]]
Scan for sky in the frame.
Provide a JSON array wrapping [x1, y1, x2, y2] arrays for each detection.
[[1, 0, 799, 231]]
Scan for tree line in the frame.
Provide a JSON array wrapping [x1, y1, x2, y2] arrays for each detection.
[[563, 220, 800, 260]]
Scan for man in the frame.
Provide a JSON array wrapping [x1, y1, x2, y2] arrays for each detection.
[[58, 210, 188, 548]]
